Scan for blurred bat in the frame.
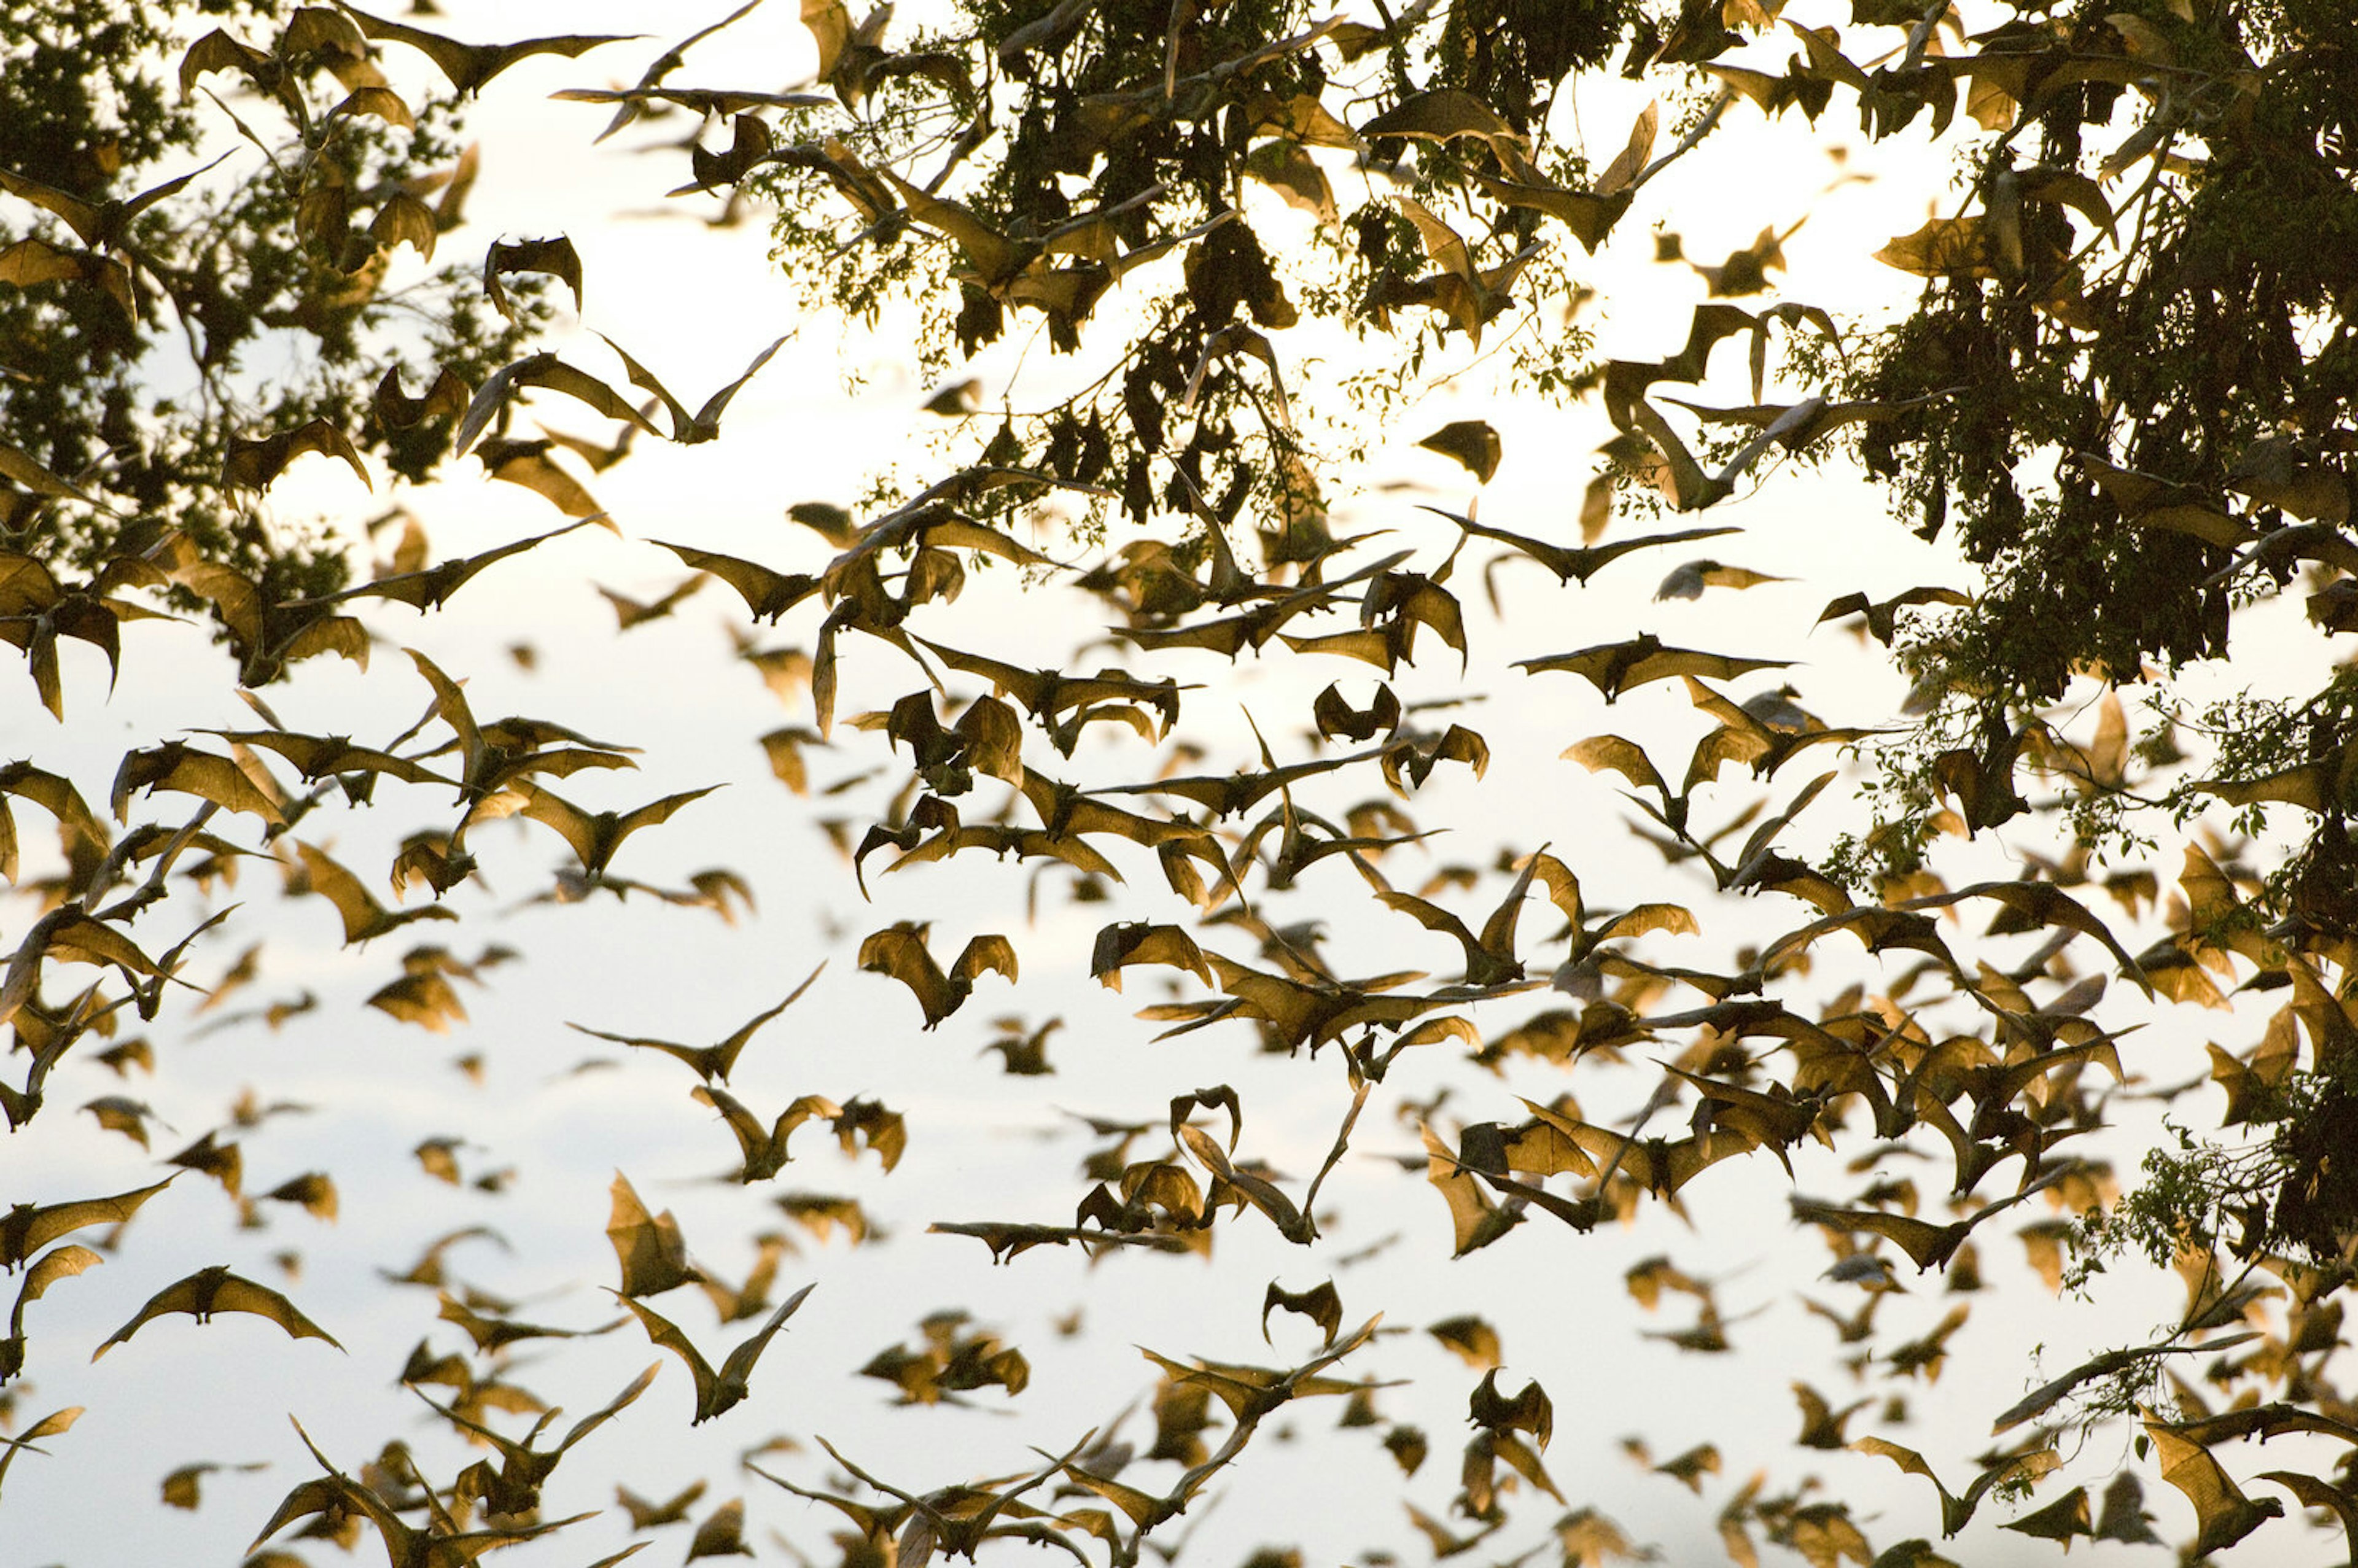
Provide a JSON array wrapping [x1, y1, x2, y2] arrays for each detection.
[[336, 4, 640, 95], [606, 1173, 702, 1297], [617, 1477, 708, 1527], [597, 574, 706, 630], [611, 1282, 815, 1422], [91, 1265, 343, 1358], [568, 962, 823, 1083]]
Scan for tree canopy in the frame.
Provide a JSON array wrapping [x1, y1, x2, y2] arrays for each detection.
[[4, 0, 2358, 1566]]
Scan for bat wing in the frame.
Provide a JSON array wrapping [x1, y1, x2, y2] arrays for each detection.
[[612, 1294, 718, 1414], [12, 1177, 174, 1265], [555, 1362, 661, 1455], [715, 1281, 816, 1394], [710, 962, 827, 1079]]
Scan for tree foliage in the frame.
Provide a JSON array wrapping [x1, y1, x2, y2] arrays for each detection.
[[4, 0, 2358, 1565]]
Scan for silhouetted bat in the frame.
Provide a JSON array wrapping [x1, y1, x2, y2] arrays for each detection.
[[650, 540, 822, 624], [3, 1243, 101, 1381], [0, 153, 227, 250], [110, 741, 286, 828], [307, 517, 612, 613], [594, 332, 790, 444], [569, 963, 823, 1084], [858, 923, 1017, 1028], [692, 1085, 842, 1182], [611, 1282, 815, 1422], [1516, 634, 1791, 701], [616, 1477, 708, 1528], [3, 1177, 174, 1270], [91, 1265, 342, 1358], [336, 4, 640, 96], [509, 780, 719, 879], [453, 353, 664, 457], [289, 840, 460, 946], [421, 1362, 657, 1519], [1788, 1170, 2063, 1271], [199, 729, 449, 789]]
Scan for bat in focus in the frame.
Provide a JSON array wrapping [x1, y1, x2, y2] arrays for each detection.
[[611, 1282, 815, 1422], [90, 1265, 343, 1359]]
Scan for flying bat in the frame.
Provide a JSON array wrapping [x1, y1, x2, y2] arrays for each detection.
[[1789, 1170, 2063, 1271], [336, 4, 640, 95], [650, 540, 822, 624], [1425, 504, 1739, 586], [858, 924, 1016, 1028], [508, 780, 719, 879], [568, 963, 823, 1083], [0, 153, 228, 252], [303, 517, 612, 613], [3, 1177, 175, 1270], [594, 332, 791, 444], [1516, 634, 1791, 701], [692, 1084, 842, 1182], [290, 840, 460, 945], [91, 1265, 342, 1359], [612, 1282, 815, 1422]]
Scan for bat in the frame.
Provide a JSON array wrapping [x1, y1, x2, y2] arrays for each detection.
[[0, 153, 228, 250], [858, 923, 1017, 1028], [3, 1178, 174, 1270], [1426, 503, 1740, 589], [250, 1419, 595, 1563], [651, 540, 822, 624], [617, 1478, 709, 1528], [259, 1171, 338, 1221], [0, 1404, 82, 1503], [597, 573, 706, 630], [611, 1281, 815, 1422], [914, 635, 1189, 743], [290, 840, 460, 945], [110, 742, 287, 827], [1816, 584, 1972, 645], [594, 331, 791, 444], [2144, 1416, 2286, 1555], [436, 1292, 615, 1354], [691, 1084, 841, 1182], [422, 1362, 658, 1519], [220, 417, 372, 494], [568, 962, 823, 1084], [685, 1499, 752, 1559], [336, 4, 640, 95], [91, 1265, 343, 1359], [509, 780, 720, 879], [306, 517, 612, 613], [1516, 634, 1792, 701], [1850, 1435, 2059, 1537], [605, 1173, 702, 1298], [2, 1243, 101, 1381]]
